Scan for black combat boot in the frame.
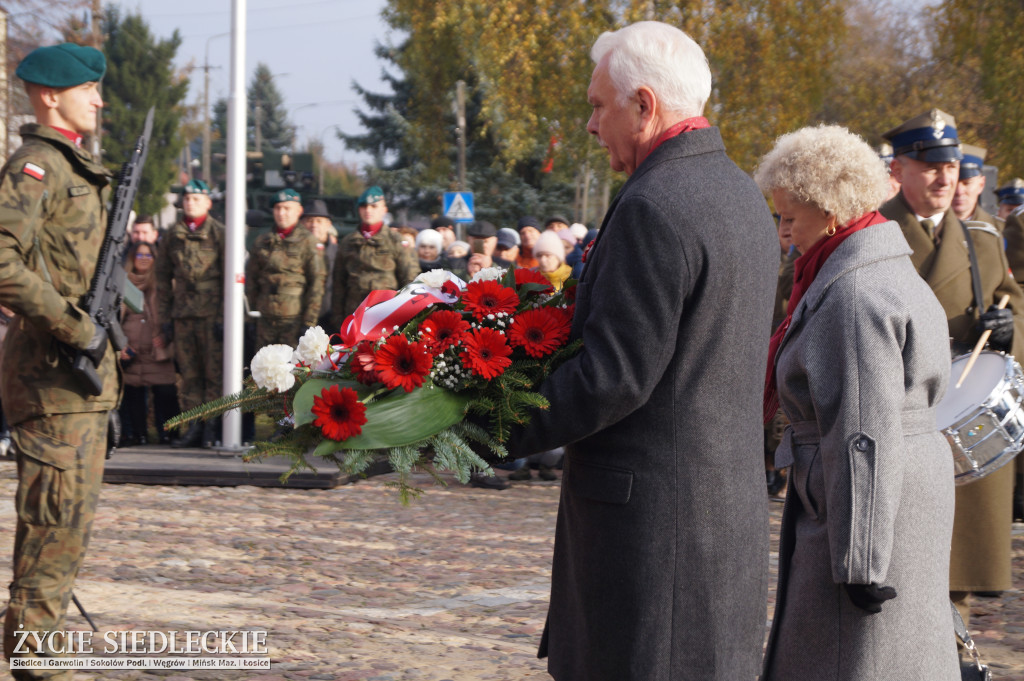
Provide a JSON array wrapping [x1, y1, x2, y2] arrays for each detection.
[[172, 421, 203, 448], [203, 417, 222, 449]]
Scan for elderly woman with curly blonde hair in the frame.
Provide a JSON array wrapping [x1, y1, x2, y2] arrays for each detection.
[[756, 125, 959, 681]]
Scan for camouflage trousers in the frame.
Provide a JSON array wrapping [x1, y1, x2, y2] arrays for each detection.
[[255, 315, 307, 350], [173, 317, 223, 411], [4, 411, 107, 680]]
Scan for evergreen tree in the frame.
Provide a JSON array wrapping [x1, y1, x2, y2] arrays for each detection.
[[249, 63, 294, 152], [100, 6, 189, 217]]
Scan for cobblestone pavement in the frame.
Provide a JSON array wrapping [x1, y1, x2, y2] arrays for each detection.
[[0, 462, 1019, 680]]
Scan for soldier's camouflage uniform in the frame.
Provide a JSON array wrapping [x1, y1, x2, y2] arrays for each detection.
[[155, 216, 225, 410], [245, 226, 324, 349], [331, 226, 420, 327], [0, 123, 114, 676]]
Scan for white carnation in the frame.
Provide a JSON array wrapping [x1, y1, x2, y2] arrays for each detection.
[[471, 266, 506, 282], [292, 326, 331, 366], [416, 269, 452, 289], [251, 344, 297, 392]]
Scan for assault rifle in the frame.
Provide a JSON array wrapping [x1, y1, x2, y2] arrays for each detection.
[[72, 107, 154, 395]]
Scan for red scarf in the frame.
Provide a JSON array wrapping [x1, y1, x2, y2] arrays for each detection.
[[360, 222, 384, 239], [644, 117, 710, 162], [276, 224, 298, 239], [187, 214, 207, 232], [762, 210, 888, 423], [51, 126, 84, 148]]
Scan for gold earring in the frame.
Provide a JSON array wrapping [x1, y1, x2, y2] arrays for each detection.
[[826, 224, 837, 237]]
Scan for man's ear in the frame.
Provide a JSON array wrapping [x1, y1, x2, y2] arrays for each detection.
[[636, 86, 657, 131], [890, 158, 903, 183]]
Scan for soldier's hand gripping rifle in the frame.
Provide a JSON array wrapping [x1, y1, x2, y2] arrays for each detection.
[[72, 107, 154, 396]]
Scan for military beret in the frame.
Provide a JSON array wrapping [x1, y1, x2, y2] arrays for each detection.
[[358, 186, 385, 206], [272, 188, 302, 205], [959, 144, 986, 180], [996, 178, 1024, 206], [882, 109, 962, 164], [466, 221, 497, 238], [183, 179, 210, 195], [16, 43, 106, 88]]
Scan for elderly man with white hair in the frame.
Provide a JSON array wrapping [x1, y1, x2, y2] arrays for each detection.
[[507, 20, 777, 681]]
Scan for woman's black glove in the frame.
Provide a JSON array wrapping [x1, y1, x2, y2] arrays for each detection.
[[979, 305, 1014, 352], [843, 583, 897, 614]]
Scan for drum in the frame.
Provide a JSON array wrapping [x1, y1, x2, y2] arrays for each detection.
[[936, 351, 1024, 484]]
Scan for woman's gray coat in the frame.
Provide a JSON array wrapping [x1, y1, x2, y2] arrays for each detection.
[[762, 221, 959, 681]]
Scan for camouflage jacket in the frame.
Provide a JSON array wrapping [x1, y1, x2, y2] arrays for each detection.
[[0, 124, 115, 425], [155, 215, 225, 319], [331, 227, 420, 325], [245, 225, 324, 326]]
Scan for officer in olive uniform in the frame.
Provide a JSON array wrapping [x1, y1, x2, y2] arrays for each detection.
[[996, 178, 1024, 221], [952, 144, 1003, 233], [331, 186, 419, 327], [0, 44, 114, 677], [245, 188, 324, 348], [880, 110, 1024, 627], [155, 180, 225, 448]]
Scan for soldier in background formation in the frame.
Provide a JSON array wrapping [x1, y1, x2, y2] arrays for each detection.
[[155, 179, 225, 448], [331, 186, 418, 326], [246, 188, 324, 348], [996, 178, 1024, 220], [953, 144, 1002, 232], [0, 43, 114, 677], [880, 109, 1024, 631]]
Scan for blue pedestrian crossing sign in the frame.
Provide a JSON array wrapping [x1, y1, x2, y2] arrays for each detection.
[[443, 192, 475, 223]]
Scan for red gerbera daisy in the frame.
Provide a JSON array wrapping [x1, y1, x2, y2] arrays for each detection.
[[374, 335, 433, 392], [460, 327, 513, 379], [311, 385, 367, 441], [563, 283, 578, 301], [420, 310, 470, 353], [514, 268, 554, 293], [350, 340, 380, 385], [461, 280, 520, 319], [508, 308, 570, 358]]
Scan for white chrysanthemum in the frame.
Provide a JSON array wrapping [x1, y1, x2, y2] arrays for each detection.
[[251, 344, 297, 392], [471, 266, 506, 282], [416, 269, 451, 289], [292, 326, 330, 365]]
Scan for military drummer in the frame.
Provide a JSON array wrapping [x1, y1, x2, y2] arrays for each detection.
[[0, 44, 114, 677], [245, 188, 324, 348]]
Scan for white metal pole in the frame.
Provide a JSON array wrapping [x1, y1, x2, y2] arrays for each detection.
[[221, 0, 247, 450]]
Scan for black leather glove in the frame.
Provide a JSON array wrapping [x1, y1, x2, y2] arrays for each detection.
[[843, 583, 896, 614], [80, 323, 109, 365], [161, 322, 174, 343], [979, 305, 1014, 351]]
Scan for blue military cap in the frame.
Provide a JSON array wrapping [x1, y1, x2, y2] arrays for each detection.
[[357, 185, 385, 206], [959, 144, 986, 180], [272, 188, 302, 205], [877, 142, 894, 165], [996, 178, 1024, 207], [882, 109, 963, 164], [183, 179, 210, 195], [16, 43, 106, 88]]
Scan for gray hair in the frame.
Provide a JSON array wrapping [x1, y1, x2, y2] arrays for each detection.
[[754, 125, 891, 225], [591, 21, 711, 118]]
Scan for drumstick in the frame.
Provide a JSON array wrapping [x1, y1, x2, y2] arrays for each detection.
[[956, 294, 1011, 389]]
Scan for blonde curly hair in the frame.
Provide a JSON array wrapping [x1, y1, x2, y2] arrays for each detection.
[[753, 125, 891, 225]]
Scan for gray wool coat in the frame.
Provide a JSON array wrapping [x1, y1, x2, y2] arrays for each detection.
[[761, 222, 959, 681], [510, 128, 777, 681]]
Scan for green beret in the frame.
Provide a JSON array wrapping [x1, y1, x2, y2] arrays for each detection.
[[16, 43, 106, 88], [183, 179, 210, 195], [272, 188, 302, 205], [358, 186, 385, 206]]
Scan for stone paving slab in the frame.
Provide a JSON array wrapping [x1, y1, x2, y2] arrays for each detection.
[[0, 463, 1017, 680]]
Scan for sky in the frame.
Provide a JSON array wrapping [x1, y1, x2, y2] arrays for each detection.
[[111, 0, 395, 168]]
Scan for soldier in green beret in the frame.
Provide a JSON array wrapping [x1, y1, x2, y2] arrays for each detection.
[[245, 188, 324, 348], [155, 180, 226, 448], [330, 186, 419, 328], [0, 43, 113, 677]]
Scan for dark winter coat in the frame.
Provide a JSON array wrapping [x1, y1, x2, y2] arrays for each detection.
[[510, 127, 776, 681]]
